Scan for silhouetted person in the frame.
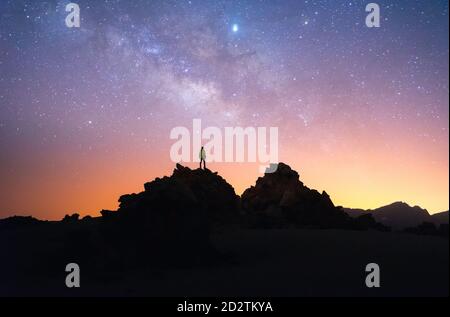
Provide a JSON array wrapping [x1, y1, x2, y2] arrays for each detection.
[[199, 146, 206, 169]]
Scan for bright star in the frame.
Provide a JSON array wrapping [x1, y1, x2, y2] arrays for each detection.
[[232, 24, 239, 33]]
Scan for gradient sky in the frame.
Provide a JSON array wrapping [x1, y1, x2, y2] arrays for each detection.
[[0, 0, 448, 220]]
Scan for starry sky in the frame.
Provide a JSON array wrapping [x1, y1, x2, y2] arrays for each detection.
[[0, 0, 448, 220]]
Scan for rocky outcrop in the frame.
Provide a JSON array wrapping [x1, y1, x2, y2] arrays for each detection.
[[242, 163, 352, 229], [117, 164, 239, 225], [0, 215, 44, 230], [62, 213, 80, 223], [96, 164, 239, 267]]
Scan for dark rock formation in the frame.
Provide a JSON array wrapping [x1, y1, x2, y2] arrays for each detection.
[[62, 213, 80, 223], [241, 163, 386, 230], [118, 163, 239, 224], [97, 164, 239, 268], [0, 215, 43, 230]]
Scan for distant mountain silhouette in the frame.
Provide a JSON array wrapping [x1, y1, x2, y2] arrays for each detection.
[[344, 202, 449, 230], [432, 210, 449, 224]]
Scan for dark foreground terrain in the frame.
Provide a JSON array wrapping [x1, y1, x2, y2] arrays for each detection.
[[1, 228, 448, 296], [1, 163, 448, 296]]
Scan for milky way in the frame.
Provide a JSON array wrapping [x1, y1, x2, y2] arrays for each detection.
[[0, 0, 448, 219]]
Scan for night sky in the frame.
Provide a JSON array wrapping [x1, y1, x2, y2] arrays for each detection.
[[0, 0, 448, 220]]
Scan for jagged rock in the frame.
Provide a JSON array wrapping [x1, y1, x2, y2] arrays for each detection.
[[94, 164, 240, 267], [0, 215, 43, 230], [241, 162, 386, 230], [139, 164, 239, 222], [100, 210, 117, 222], [82, 215, 92, 220], [242, 163, 304, 213], [241, 163, 345, 228], [62, 213, 80, 223]]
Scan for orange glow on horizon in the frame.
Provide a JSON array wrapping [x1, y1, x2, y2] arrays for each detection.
[[0, 126, 447, 221]]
